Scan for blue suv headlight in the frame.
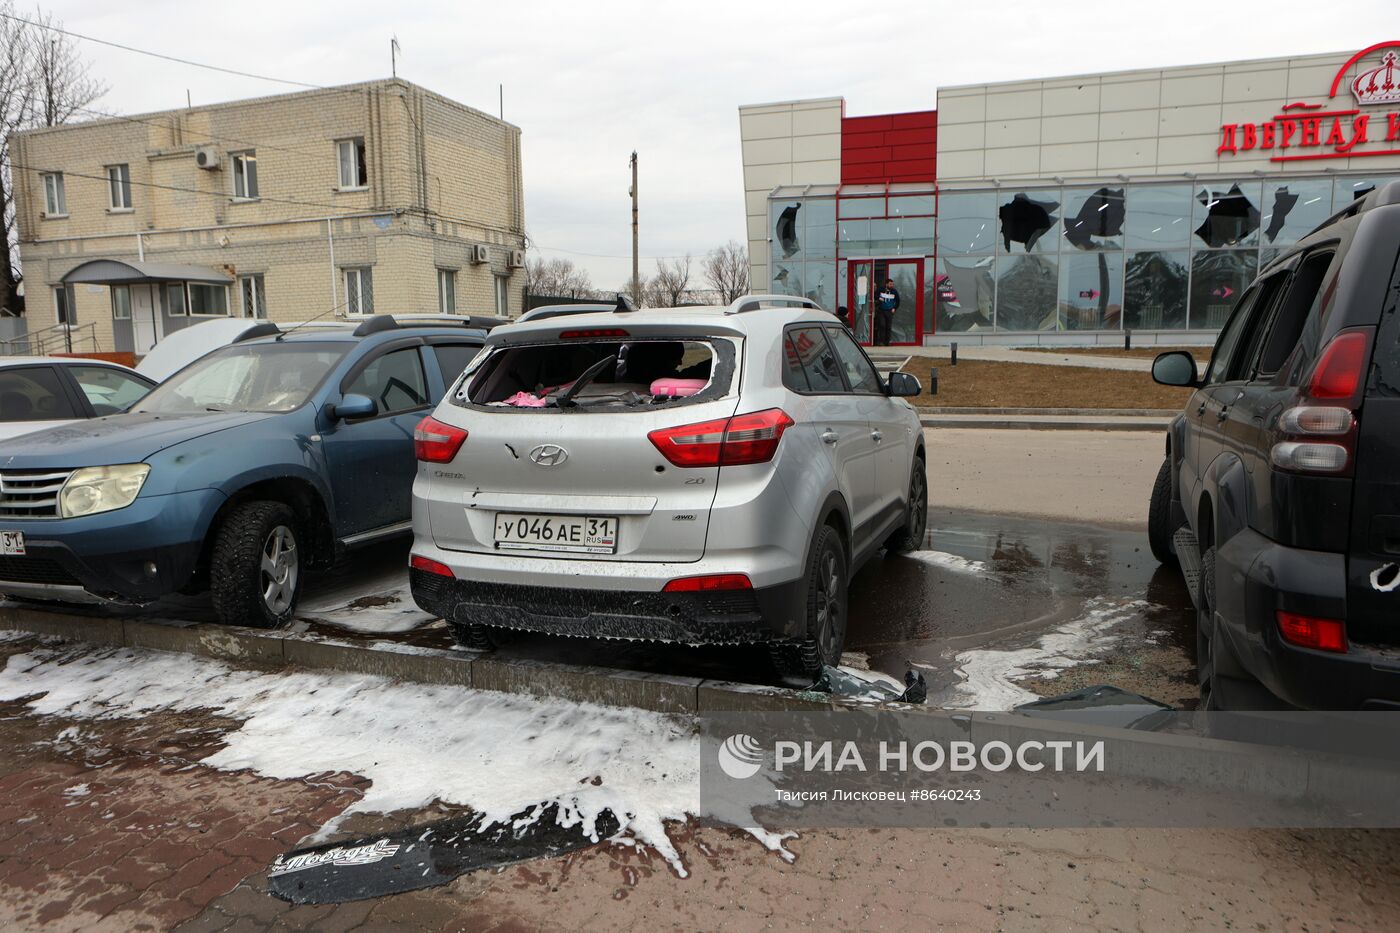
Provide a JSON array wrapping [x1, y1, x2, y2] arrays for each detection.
[[59, 464, 151, 518]]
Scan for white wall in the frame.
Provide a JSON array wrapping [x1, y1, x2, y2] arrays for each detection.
[[738, 98, 843, 289], [937, 48, 1400, 182]]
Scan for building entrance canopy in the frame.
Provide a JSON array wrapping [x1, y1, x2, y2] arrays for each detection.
[[61, 259, 232, 287]]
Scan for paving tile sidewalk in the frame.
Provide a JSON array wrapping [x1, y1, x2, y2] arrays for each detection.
[[869, 345, 1161, 371]]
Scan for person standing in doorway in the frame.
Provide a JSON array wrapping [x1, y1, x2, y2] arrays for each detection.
[[875, 278, 900, 346]]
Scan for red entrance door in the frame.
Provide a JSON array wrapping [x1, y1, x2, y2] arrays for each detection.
[[846, 258, 922, 346]]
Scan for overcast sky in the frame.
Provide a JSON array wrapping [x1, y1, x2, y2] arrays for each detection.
[[47, 0, 1392, 290]]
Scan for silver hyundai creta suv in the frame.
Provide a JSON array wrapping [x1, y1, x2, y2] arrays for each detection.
[[408, 295, 927, 680]]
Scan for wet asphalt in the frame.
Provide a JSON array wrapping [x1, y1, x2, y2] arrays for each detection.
[[7, 508, 1199, 707], [296, 507, 1199, 705]]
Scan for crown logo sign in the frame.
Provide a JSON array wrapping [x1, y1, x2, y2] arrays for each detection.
[[1351, 50, 1400, 106]]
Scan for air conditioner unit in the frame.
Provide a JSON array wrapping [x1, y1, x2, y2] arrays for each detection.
[[194, 146, 221, 170], [470, 244, 490, 264], [508, 249, 525, 269]]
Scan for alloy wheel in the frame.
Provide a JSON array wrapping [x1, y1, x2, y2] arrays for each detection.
[[814, 546, 844, 664], [260, 524, 299, 616], [908, 468, 928, 546]]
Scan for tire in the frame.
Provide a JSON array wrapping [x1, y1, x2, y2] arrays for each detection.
[[448, 621, 497, 652], [209, 501, 303, 629], [769, 524, 849, 685], [885, 456, 928, 554], [1148, 457, 1182, 567]]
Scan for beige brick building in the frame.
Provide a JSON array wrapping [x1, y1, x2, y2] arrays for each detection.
[[10, 78, 525, 356]]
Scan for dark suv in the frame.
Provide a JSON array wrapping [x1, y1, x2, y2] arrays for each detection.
[[1149, 180, 1400, 710]]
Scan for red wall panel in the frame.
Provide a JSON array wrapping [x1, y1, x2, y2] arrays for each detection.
[[840, 109, 937, 184]]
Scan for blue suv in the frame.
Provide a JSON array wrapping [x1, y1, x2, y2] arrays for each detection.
[[0, 314, 495, 627]]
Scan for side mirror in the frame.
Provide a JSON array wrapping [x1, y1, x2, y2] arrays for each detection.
[[886, 371, 922, 397], [332, 393, 377, 420], [1151, 351, 1202, 388]]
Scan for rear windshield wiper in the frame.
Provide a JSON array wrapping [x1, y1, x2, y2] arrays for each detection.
[[554, 353, 617, 409]]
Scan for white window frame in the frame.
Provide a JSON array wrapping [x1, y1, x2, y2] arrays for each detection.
[[42, 172, 66, 216], [231, 150, 259, 200], [239, 274, 267, 319], [344, 267, 373, 314], [337, 138, 367, 190], [494, 274, 510, 316], [54, 284, 76, 327], [110, 284, 132, 320], [106, 164, 132, 211], [437, 268, 456, 314]]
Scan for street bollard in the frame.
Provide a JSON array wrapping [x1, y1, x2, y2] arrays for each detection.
[[929, 366, 939, 395], [951, 342, 958, 366], [1125, 329, 1132, 351]]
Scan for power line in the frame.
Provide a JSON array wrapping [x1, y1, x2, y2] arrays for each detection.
[[0, 10, 323, 90]]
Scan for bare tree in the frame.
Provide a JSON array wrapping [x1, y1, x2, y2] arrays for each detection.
[[0, 3, 107, 316], [525, 255, 599, 298], [702, 240, 749, 304], [650, 255, 691, 307]]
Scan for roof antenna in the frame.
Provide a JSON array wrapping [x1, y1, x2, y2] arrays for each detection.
[[276, 298, 351, 341], [614, 293, 636, 313]]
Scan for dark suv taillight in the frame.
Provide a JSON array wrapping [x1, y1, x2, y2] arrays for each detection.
[[648, 409, 794, 468], [1270, 328, 1374, 476]]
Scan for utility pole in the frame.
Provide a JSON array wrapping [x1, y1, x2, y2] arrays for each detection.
[[391, 37, 399, 78], [629, 151, 639, 306]]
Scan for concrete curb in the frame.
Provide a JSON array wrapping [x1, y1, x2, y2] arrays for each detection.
[[922, 407, 1179, 417], [3, 605, 1396, 813]]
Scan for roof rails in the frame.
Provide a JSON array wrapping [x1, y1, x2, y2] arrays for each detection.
[[516, 303, 615, 324], [726, 294, 825, 314], [234, 322, 282, 342], [347, 313, 509, 337]]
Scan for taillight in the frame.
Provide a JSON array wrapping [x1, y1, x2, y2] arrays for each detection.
[[414, 416, 468, 463], [410, 554, 455, 578], [1305, 330, 1371, 401], [1271, 328, 1374, 476], [662, 573, 752, 592], [648, 409, 794, 468], [560, 328, 629, 339], [1276, 610, 1347, 653]]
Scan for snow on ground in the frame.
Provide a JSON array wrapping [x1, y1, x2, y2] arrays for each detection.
[[907, 549, 988, 575], [0, 642, 783, 874], [939, 598, 1146, 709], [293, 584, 437, 634]]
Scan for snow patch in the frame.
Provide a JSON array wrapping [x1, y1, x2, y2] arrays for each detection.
[[908, 549, 988, 575], [941, 598, 1144, 710], [0, 645, 785, 874], [62, 783, 90, 798]]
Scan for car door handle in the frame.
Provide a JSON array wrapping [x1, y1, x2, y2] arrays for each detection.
[[821, 430, 839, 445], [870, 430, 883, 442], [1217, 408, 1230, 421], [1197, 403, 1207, 416]]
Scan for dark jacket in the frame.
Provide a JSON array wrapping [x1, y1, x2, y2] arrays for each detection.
[[877, 285, 901, 312]]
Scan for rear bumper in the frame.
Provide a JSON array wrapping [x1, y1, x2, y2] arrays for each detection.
[[1217, 527, 1400, 709], [0, 489, 225, 603], [410, 567, 807, 644]]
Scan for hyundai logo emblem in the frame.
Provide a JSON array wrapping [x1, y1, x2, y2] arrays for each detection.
[[528, 444, 569, 467]]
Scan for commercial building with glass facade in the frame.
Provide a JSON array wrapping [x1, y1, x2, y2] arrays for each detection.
[[739, 42, 1400, 346]]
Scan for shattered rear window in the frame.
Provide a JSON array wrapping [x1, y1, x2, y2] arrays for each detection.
[[454, 338, 732, 410]]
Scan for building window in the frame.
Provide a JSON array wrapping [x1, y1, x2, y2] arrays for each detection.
[[344, 267, 373, 314], [106, 164, 132, 210], [337, 138, 367, 189], [494, 274, 510, 316], [165, 283, 187, 316], [111, 285, 131, 320], [189, 283, 229, 316], [231, 151, 259, 199], [54, 285, 76, 326], [239, 274, 267, 319], [437, 268, 456, 314], [42, 172, 66, 216]]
